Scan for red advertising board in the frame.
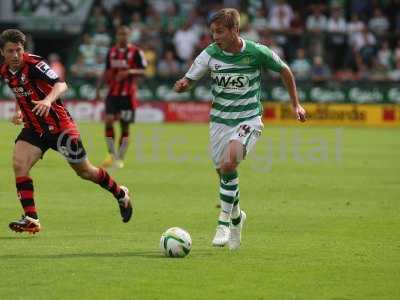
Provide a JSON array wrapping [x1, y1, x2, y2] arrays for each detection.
[[165, 102, 211, 123]]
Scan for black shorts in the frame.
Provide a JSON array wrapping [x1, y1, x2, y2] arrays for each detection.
[[105, 95, 136, 123], [15, 127, 87, 164]]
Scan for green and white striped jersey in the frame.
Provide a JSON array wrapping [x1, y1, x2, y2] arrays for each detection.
[[185, 38, 287, 126]]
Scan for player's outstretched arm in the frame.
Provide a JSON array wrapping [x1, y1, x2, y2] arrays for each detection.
[[174, 77, 193, 93], [280, 66, 306, 122], [32, 82, 68, 117]]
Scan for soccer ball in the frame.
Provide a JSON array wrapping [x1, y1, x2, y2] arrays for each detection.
[[160, 227, 192, 258]]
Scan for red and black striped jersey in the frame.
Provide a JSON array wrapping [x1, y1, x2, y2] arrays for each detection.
[[0, 53, 78, 135], [105, 44, 147, 102]]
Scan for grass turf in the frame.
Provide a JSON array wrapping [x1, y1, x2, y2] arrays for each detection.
[[0, 121, 399, 300]]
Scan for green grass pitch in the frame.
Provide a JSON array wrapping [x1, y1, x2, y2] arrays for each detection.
[[0, 121, 399, 300]]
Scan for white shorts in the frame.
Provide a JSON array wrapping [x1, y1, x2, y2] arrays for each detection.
[[209, 116, 263, 168]]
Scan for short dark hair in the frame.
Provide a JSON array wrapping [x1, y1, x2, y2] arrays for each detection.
[[208, 8, 240, 29], [0, 29, 26, 49]]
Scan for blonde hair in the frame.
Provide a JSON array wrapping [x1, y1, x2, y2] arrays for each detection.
[[209, 8, 240, 30]]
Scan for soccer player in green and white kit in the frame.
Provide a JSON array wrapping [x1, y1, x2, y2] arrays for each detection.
[[174, 8, 306, 250]]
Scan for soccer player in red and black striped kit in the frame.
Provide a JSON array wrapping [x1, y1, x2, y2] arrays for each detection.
[[0, 29, 133, 234], [96, 25, 147, 169]]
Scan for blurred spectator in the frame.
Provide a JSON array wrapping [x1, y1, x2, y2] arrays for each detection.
[[267, 0, 293, 47], [251, 8, 268, 32], [306, 6, 327, 58], [368, 8, 390, 35], [389, 59, 400, 81], [48, 53, 65, 81], [264, 36, 284, 59], [311, 56, 331, 82], [290, 48, 311, 80], [377, 41, 393, 69], [68, 0, 399, 84], [87, 5, 109, 34], [70, 55, 100, 80], [145, 4, 162, 39], [79, 34, 97, 65], [173, 20, 201, 62], [326, 5, 347, 71], [128, 12, 145, 43], [241, 22, 260, 42], [351, 24, 377, 66], [141, 41, 157, 78], [269, 0, 294, 28], [71, 55, 88, 79], [347, 13, 364, 46], [161, 3, 185, 33], [157, 50, 181, 77], [92, 25, 111, 49], [306, 6, 327, 33], [369, 58, 389, 81], [114, 0, 149, 24], [289, 11, 303, 34], [110, 8, 123, 29], [351, 23, 376, 51]]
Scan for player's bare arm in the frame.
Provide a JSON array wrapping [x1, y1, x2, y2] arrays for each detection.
[[174, 77, 193, 93], [32, 81, 68, 117], [280, 66, 307, 122]]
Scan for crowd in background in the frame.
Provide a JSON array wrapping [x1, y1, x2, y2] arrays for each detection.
[[67, 0, 400, 82]]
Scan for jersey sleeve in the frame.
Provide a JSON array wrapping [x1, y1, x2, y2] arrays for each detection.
[[30, 60, 60, 85], [132, 49, 147, 69], [185, 50, 210, 81], [255, 44, 287, 73]]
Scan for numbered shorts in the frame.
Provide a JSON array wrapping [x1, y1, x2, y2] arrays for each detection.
[[105, 95, 136, 123], [209, 116, 263, 168], [15, 127, 87, 164]]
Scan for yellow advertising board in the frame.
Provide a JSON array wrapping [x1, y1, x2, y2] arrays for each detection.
[[263, 103, 400, 127]]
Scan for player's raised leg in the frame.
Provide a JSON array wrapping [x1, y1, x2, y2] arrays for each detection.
[[69, 159, 133, 222], [9, 140, 43, 234]]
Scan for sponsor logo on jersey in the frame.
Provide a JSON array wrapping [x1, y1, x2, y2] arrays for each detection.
[[110, 59, 129, 68], [211, 73, 250, 90], [12, 86, 33, 97]]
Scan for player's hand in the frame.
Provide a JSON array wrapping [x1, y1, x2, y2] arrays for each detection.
[[116, 70, 131, 82], [293, 104, 306, 122], [11, 110, 23, 125], [32, 99, 52, 117], [174, 78, 190, 93]]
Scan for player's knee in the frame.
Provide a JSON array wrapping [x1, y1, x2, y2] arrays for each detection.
[[220, 161, 238, 173], [12, 156, 29, 175], [105, 117, 114, 126]]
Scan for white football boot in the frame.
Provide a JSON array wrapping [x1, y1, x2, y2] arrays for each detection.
[[212, 225, 230, 247], [229, 210, 246, 250]]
